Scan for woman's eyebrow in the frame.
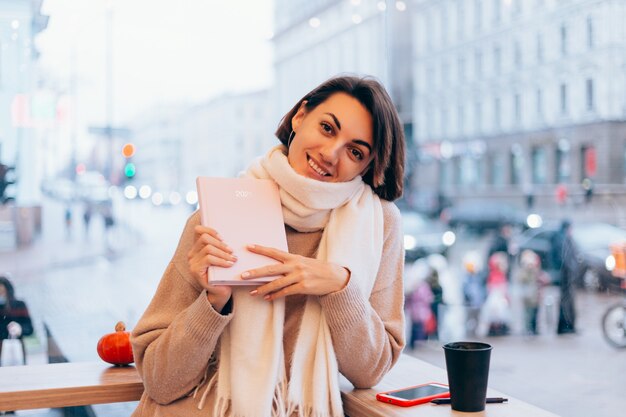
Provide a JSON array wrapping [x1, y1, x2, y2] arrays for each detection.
[[353, 139, 372, 153], [324, 112, 372, 152], [324, 112, 342, 130]]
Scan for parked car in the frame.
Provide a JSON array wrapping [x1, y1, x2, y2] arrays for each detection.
[[401, 211, 456, 262], [509, 222, 626, 291], [440, 200, 536, 233]]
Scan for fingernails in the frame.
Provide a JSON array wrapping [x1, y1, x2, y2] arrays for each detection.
[[241, 271, 250, 278], [226, 261, 234, 266], [247, 244, 256, 249], [249, 289, 258, 296], [264, 295, 271, 301]]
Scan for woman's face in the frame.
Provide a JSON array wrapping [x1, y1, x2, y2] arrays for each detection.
[[0, 284, 7, 299], [288, 92, 374, 183]]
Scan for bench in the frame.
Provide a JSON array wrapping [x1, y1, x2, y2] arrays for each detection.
[[0, 354, 560, 417]]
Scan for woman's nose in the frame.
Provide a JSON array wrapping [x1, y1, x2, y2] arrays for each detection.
[[320, 140, 341, 164]]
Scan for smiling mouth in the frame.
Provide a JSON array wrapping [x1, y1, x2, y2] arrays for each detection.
[[307, 156, 331, 177]]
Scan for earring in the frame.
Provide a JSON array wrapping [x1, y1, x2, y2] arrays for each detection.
[[287, 131, 295, 148]]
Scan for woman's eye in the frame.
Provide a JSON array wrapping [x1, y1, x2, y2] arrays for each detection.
[[350, 148, 364, 161], [321, 122, 333, 134]]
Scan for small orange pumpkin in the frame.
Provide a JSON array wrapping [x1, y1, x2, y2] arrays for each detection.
[[97, 321, 134, 366]]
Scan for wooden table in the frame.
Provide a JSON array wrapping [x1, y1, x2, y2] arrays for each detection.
[[340, 354, 561, 417], [0, 354, 560, 417], [0, 362, 143, 411]]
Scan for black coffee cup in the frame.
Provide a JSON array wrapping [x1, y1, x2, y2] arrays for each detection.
[[443, 341, 493, 412]]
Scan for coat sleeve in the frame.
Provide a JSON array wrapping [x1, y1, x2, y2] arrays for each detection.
[[12, 300, 34, 337], [130, 212, 233, 405], [319, 201, 405, 388]]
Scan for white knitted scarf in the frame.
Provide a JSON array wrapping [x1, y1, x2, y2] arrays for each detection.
[[198, 145, 383, 417]]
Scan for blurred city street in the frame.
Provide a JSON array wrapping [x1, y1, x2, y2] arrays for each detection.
[[1, 196, 625, 417]]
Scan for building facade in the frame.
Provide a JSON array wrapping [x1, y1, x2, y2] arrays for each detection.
[[412, 0, 626, 206], [0, 0, 48, 204], [272, 0, 412, 119]]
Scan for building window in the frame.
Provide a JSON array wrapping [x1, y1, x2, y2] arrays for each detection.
[[536, 89, 543, 119], [536, 33, 543, 63], [494, 97, 501, 129], [514, 93, 522, 125], [560, 24, 568, 56], [490, 153, 505, 186], [440, 6, 448, 46], [581, 145, 597, 180], [512, 0, 522, 15], [556, 140, 571, 183], [457, 0, 465, 39], [458, 56, 465, 81], [441, 108, 448, 138], [531, 146, 547, 184], [474, 0, 482, 30], [587, 16, 594, 49], [560, 83, 568, 114], [586, 78, 594, 111], [475, 101, 482, 133], [510, 146, 524, 185], [514, 40, 522, 68], [493, 0, 501, 23], [458, 104, 465, 135], [494, 46, 501, 75], [474, 50, 483, 78]]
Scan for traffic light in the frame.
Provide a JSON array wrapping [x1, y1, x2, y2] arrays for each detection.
[[121, 143, 136, 180], [124, 162, 136, 179], [0, 163, 15, 204]]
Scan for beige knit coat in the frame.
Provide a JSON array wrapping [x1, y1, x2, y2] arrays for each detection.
[[130, 201, 405, 416]]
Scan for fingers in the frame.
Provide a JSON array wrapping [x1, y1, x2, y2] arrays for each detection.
[[246, 244, 291, 262], [241, 262, 290, 280], [251, 274, 302, 301]]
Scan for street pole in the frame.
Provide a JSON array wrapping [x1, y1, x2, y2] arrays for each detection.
[[105, 1, 114, 183]]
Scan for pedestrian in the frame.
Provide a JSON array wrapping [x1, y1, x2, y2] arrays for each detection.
[[555, 184, 568, 206], [405, 277, 434, 348], [514, 250, 550, 335], [0, 275, 33, 366], [477, 252, 511, 337], [551, 219, 578, 334], [487, 224, 513, 279], [64, 206, 72, 238], [130, 75, 407, 417], [83, 204, 92, 238], [462, 252, 486, 335]]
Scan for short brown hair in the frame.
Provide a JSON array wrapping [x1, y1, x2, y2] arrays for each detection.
[[275, 75, 405, 201]]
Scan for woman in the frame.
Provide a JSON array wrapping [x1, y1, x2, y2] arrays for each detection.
[[0, 275, 34, 365], [131, 75, 406, 417]]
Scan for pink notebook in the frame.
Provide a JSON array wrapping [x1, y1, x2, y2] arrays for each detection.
[[196, 177, 288, 285]]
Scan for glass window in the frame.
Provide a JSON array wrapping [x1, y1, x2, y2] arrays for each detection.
[[587, 16, 594, 49], [536, 33, 543, 63], [514, 93, 522, 125], [457, 56, 465, 81], [493, 0, 501, 23], [494, 97, 501, 129], [475, 101, 482, 133], [514, 40, 522, 68], [510, 147, 524, 185], [474, 49, 483, 78], [494, 46, 501, 74], [560, 83, 568, 114], [536, 88, 543, 119], [531, 146, 547, 184], [586, 78, 594, 111], [560, 24, 568, 56], [556, 141, 571, 183], [490, 153, 505, 186], [474, 0, 482, 29], [457, 104, 465, 135]]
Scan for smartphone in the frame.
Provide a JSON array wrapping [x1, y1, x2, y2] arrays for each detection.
[[376, 382, 450, 407]]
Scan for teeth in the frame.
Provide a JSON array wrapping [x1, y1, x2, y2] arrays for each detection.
[[308, 157, 329, 177]]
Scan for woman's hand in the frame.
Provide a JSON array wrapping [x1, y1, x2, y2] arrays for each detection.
[[187, 225, 236, 312], [242, 244, 350, 300]]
